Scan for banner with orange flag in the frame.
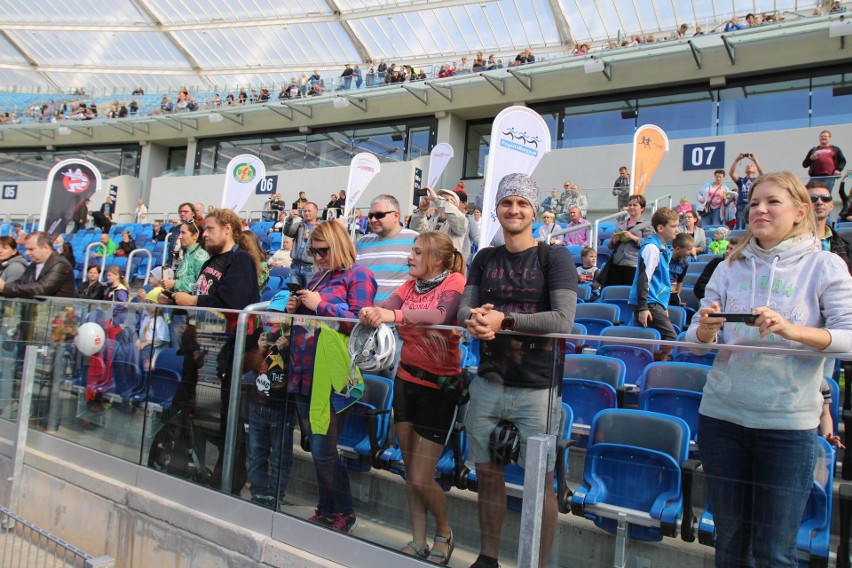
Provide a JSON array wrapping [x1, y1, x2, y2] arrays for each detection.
[[630, 125, 669, 195]]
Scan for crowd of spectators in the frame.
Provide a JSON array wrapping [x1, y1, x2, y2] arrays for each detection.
[[1, 5, 845, 123]]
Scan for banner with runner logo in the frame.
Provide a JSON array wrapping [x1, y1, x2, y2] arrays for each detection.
[[427, 143, 454, 188], [344, 153, 380, 218], [630, 125, 669, 196], [480, 107, 551, 247], [39, 159, 102, 240], [221, 154, 266, 213]]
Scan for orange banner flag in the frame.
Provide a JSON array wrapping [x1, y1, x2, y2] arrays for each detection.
[[630, 125, 669, 196]]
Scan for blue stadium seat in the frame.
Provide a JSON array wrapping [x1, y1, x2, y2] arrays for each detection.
[[575, 303, 621, 325], [638, 361, 709, 395], [338, 374, 394, 472], [571, 408, 691, 552]]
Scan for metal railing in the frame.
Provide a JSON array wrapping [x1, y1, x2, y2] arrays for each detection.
[[548, 221, 593, 248], [1, 506, 114, 568], [593, 211, 628, 247], [126, 248, 153, 285], [81, 242, 108, 283], [651, 194, 673, 213]]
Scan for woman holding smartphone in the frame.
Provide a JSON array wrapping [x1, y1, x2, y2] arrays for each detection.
[[285, 220, 376, 533], [687, 172, 852, 567], [603, 194, 654, 286]]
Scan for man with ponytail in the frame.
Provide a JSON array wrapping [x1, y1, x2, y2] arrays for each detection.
[[170, 207, 259, 493]]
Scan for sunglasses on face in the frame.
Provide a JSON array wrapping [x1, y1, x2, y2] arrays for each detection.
[[810, 194, 832, 204], [368, 210, 396, 220], [309, 247, 330, 258]]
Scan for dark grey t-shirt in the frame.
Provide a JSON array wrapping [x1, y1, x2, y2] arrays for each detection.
[[463, 244, 577, 388]]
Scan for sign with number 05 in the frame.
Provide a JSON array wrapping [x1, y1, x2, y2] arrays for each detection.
[[2, 185, 17, 200]]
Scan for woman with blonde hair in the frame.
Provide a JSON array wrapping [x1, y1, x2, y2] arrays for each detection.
[[285, 220, 376, 533], [687, 171, 852, 567], [241, 230, 269, 289], [360, 231, 465, 563]]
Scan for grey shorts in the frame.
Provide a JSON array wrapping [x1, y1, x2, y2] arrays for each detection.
[[465, 377, 562, 470]]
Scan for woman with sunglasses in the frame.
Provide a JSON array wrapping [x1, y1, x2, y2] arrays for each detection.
[[359, 231, 464, 564], [285, 220, 377, 533], [160, 219, 209, 297], [688, 172, 852, 567]]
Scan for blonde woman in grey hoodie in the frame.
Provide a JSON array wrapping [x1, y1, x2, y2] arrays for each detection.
[[687, 171, 852, 568]]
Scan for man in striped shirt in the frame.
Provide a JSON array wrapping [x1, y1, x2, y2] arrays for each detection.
[[356, 194, 418, 302]]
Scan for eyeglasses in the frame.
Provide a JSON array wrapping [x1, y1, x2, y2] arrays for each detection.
[[367, 210, 396, 220], [184, 219, 199, 232], [810, 194, 833, 204], [309, 246, 330, 258]]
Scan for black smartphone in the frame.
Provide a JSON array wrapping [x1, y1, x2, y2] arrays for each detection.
[[286, 282, 301, 293], [161, 289, 174, 298], [711, 312, 758, 324]]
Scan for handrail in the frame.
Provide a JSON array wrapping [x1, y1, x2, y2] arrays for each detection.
[[222, 300, 271, 493], [651, 194, 673, 213], [547, 221, 592, 248], [593, 211, 628, 248], [82, 241, 108, 282], [126, 248, 152, 285]]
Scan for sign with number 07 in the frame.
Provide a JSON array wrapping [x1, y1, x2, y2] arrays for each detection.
[[682, 142, 725, 171]]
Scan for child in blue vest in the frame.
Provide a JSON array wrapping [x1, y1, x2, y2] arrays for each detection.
[[629, 207, 681, 356]]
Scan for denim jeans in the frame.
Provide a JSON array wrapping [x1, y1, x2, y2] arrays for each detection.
[[706, 207, 723, 227], [698, 414, 817, 568], [735, 204, 749, 230], [808, 176, 838, 194], [248, 399, 297, 506], [295, 394, 354, 516], [289, 262, 313, 289]]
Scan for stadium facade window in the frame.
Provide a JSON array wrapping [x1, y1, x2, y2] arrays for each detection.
[[194, 118, 436, 175], [0, 144, 141, 182], [166, 147, 187, 173], [462, 71, 849, 177], [718, 79, 810, 135], [810, 73, 852, 127]]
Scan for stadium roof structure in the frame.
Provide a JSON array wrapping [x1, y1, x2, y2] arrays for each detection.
[[0, 0, 820, 92]]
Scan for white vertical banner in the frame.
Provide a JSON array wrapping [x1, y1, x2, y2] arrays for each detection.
[[221, 154, 266, 213], [344, 153, 381, 217], [480, 107, 551, 247], [427, 143, 454, 188]]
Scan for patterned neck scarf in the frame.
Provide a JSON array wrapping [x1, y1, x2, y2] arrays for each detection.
[[414, 270, 451, 294]]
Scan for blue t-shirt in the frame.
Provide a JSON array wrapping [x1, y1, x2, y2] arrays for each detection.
[[736, 176, 757, 207]]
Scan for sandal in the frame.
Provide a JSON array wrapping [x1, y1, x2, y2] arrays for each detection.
[[402, 540, 430, 559], [427, 531, 454, 565]]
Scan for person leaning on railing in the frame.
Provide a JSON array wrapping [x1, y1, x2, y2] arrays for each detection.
[[687, 171, 852, 568]]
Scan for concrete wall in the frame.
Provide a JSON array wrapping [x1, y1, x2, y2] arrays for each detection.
[[2, 123, 849, 222], [147, 157, 425, 221]]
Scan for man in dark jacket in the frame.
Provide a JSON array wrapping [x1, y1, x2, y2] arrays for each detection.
[[0, 232, 75, 298], [807, 180, 852, 274]]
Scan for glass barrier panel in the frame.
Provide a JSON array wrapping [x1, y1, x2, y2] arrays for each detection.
[[10, 293, 848, 568], [0, 298, 50, 424]]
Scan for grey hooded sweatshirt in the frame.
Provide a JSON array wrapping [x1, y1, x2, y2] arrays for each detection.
[[687, 235, 852, 430]]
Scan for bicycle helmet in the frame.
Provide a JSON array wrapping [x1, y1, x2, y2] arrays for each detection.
[[349, 322, 396, 372], [489, 420, 520, 465]]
